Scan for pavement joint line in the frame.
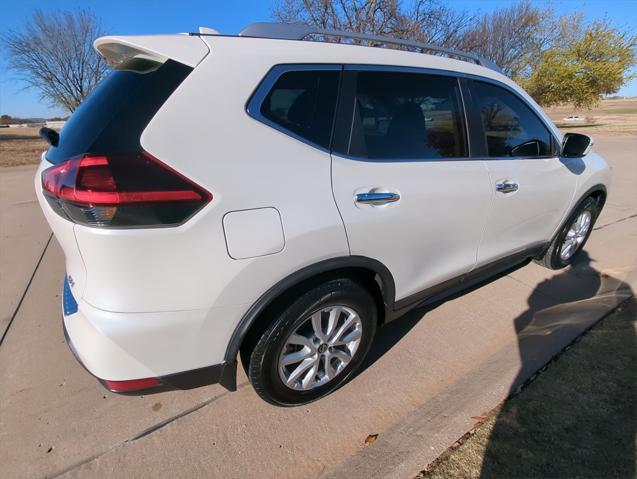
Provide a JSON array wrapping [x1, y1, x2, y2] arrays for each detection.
[[131, 380, 251, 441], [593, 212, 637, 231], [48, 381, 251, 479], [504, 272, 540, 291], [0, 232, 53, 348]]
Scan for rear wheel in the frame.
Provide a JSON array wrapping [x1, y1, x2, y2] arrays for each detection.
[[536, 196, 600, 270], [247, 278, 377, 406]]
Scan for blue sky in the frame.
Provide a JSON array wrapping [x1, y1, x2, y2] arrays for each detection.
[[1, 0, 636, 117]]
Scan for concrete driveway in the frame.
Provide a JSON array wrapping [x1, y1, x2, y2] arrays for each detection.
[[1, 135, 635, 479]]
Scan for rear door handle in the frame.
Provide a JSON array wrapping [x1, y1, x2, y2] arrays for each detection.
[[495, 181, 519, 194], [355, 192, 401, 206]]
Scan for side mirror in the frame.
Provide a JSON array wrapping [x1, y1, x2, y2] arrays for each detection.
[[561, 133, 593, 158]]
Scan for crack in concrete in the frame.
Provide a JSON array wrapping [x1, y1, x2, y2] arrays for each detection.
[[0, 232, 53, 347], [49, 381, 250, 478], [593, 213, 637, 231]]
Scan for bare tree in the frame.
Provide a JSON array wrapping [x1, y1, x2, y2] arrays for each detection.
[[272, 0, 474, 48], [457, 1, 586, 79], [2, 9, 108, 113]]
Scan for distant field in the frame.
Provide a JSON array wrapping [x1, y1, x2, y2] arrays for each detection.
[[0, 98, 635, 167], [545, 98, 637, 135], [0, 128, 47, 167]]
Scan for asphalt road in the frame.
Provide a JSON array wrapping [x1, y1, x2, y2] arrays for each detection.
[[1, 135, 635, 478]]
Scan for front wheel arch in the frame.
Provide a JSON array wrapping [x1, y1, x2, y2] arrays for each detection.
[[543, 184, 607, 256]]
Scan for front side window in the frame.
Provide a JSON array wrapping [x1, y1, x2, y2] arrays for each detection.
[[349, 71, 467, 160], [259, 69, 340, 149], [473, 82, 553, 158]]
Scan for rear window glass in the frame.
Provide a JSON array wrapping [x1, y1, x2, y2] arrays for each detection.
[[259, 70, 340, 149], [46, 60, 192, 164], [349, 71, 467, 160]]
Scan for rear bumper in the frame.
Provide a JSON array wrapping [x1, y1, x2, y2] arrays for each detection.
[[61, 276, 237, 394], [62, 318, 237, 393]]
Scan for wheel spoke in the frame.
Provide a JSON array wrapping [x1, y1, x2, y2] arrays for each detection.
[[324, 356, 336, 380], [286, 356, 317, 386], [326, 307, 341, 339], [301, 361, 319, 389], [579, 212, 588, 230], [311, 311, 326, 342], [330, 348, 352, 365], [287, 333, 314, 349], [280, 347, 313, 366], [331, 328, 361, 346], [330, 313, 358, 344]]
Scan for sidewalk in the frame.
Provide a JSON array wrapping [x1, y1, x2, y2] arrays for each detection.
[[0, 135, 635, 478]]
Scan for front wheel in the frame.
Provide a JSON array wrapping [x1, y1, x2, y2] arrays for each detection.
[[247, 278, 377, 406], [536, 196, 600, 270]]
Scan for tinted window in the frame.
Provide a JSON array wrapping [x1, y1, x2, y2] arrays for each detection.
[[473, 82, 553, 158], [348, 71, 467, 159], [47, 60, 192, 164], [260, 70, 340, 149]]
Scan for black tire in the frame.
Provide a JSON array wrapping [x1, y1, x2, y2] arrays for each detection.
[[535, 196, 600, 270], [247, 278, 377, 406]]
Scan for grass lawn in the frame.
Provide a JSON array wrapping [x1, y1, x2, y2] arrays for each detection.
[[419, 297, 636, 479]]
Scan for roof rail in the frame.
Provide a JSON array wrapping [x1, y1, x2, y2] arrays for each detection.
[[238, 22, 502, 74]]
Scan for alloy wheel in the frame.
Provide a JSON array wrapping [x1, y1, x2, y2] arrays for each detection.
[[278, 305, 363, 391]]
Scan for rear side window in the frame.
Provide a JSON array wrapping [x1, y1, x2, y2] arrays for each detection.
[[258, 69, 340, 149], [348, 71, 467, 160], [46, 60, 192, 164], [473, 82, 553, 158]]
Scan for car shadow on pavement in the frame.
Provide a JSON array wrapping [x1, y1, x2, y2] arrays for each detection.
[[479, 251, 635, 478], [359, 259, 533, 376]]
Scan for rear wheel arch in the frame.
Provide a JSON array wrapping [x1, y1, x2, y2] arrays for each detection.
[[225, 256, 396, 368]]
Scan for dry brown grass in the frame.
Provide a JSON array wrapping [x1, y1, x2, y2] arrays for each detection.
[[0, 98, 634, 168], [0, 128, 48, 167], [419, 298, 637, 479], [546, 98, 637, 135]]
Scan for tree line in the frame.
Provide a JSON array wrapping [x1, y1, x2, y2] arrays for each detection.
[[2, 1, 635, 113], [273, 0, 636, 109]]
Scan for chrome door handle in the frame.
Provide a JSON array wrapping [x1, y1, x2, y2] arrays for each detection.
[[495, 181, 519, 194], [355, 192, 401, 205]]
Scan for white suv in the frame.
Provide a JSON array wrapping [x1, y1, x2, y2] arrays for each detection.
[[36, 23, 609, 405]]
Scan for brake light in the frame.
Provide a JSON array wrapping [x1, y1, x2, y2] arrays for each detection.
[[102, 377, 161, 393], [42, 152, 211, 227]]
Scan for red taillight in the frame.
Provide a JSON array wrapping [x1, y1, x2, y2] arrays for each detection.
[[42, 152, 211, 227], [102, 377, 161, 393]]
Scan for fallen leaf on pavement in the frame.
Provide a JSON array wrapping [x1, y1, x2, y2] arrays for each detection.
[[364, 434, 379, 446]]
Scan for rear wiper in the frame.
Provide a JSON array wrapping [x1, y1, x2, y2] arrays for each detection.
[[39, 127, 59, 147]]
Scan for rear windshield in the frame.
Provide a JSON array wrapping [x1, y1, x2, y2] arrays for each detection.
[[46, 60, 192, 164]]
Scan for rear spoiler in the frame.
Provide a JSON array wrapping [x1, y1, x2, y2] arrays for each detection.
[[94, 35, 209, 71]]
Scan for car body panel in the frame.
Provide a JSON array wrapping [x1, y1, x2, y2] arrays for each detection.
[[477, 156, 578, 266], [331, 155, 492, 300]]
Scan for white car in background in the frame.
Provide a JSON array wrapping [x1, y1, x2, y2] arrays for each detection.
[[36, 22, 609, 405]]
